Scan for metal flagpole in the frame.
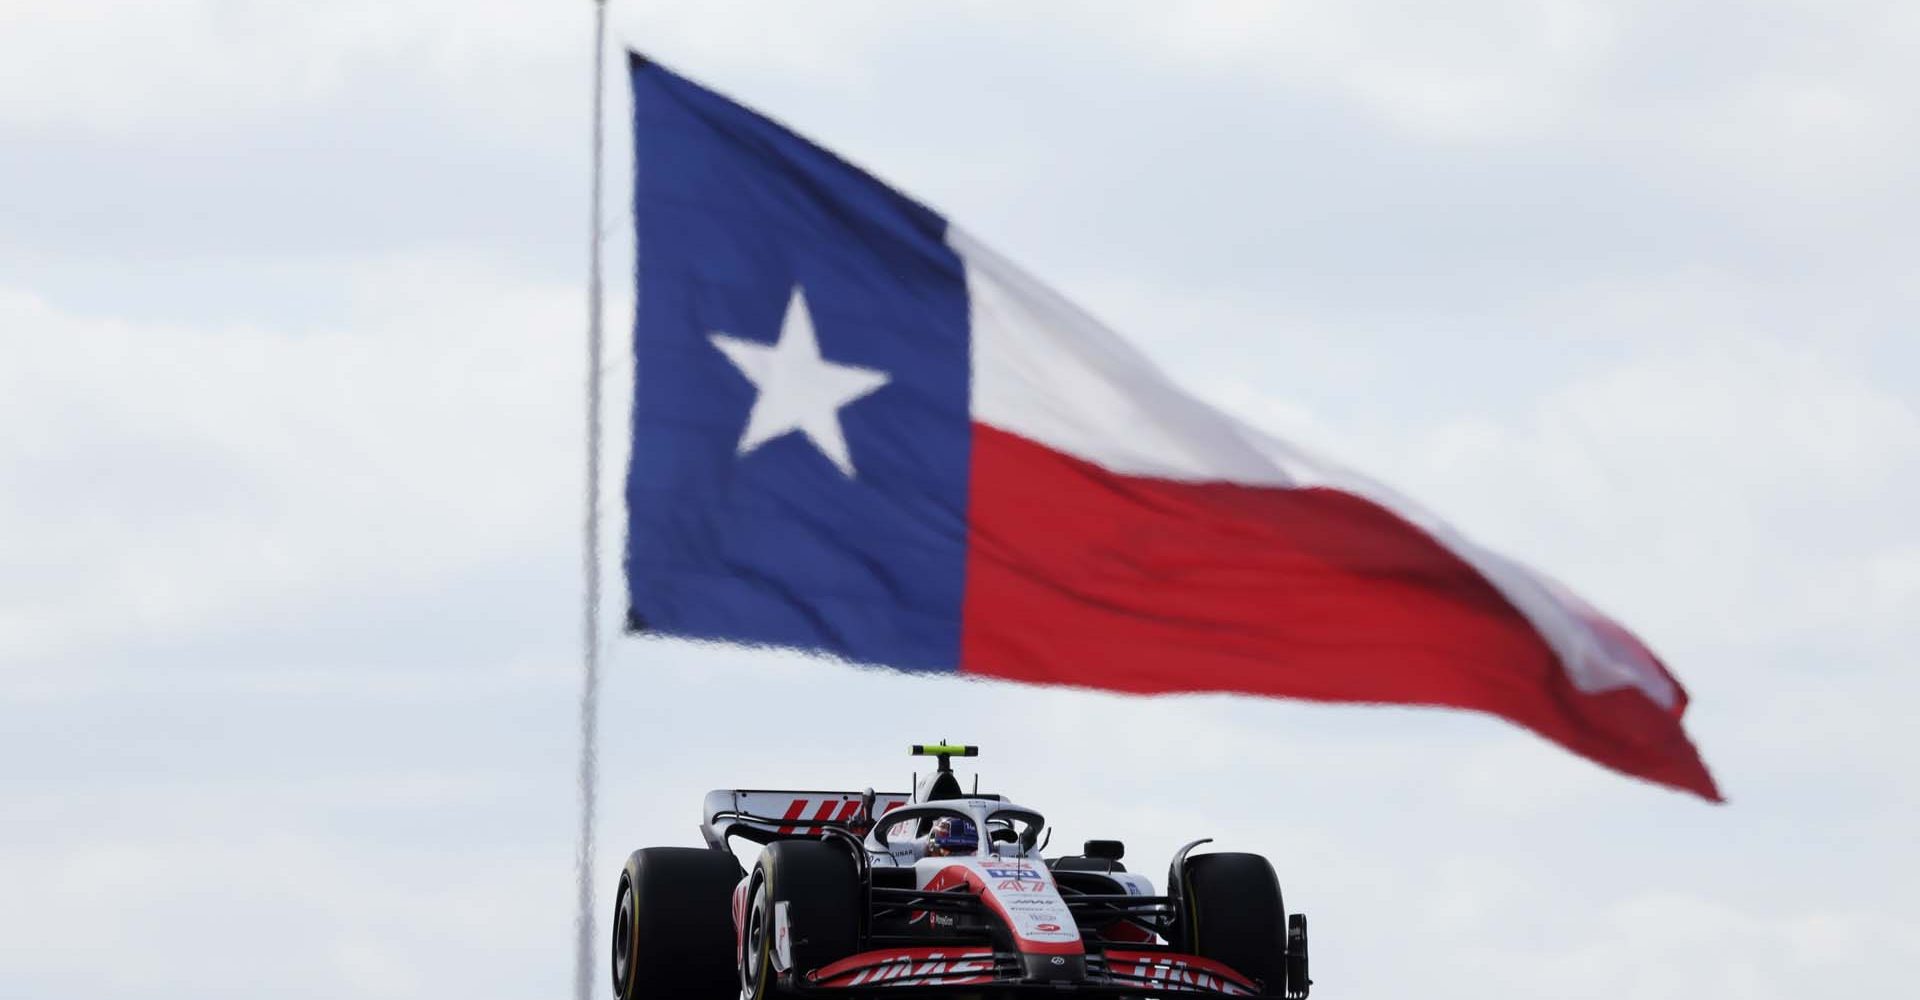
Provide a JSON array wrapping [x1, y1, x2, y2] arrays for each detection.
[[575, 2, 608, 999]]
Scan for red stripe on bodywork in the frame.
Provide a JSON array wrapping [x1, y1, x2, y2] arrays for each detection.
[[1103, 950, 1259, 995], [731, 877, 751, 950], [959, 423, 1718, 799], [776, 798, 809, 835]]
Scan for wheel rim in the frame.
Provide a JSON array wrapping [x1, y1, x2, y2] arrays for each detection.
[[741, 879, 769, 998], [610, 877, 634, 996]]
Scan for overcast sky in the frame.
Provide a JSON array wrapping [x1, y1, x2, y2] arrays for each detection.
[[4, 2, 1917, 998]]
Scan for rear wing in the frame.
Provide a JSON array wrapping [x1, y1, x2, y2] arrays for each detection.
[[701, 788, 911, 850]]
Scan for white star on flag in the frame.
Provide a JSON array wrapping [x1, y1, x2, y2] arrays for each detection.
[[708, 286, 891, 477]]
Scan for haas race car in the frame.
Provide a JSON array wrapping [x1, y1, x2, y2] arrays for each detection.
[[610, 744, 1310, 998]]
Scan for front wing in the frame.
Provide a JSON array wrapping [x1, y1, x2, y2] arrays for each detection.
[[801, 946, 1263, 997]]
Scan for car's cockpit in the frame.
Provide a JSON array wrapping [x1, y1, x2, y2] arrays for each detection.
[[866, 798, 1046, 863]]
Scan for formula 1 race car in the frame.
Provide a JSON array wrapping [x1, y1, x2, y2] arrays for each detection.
[[610, 744, 1310, 998]]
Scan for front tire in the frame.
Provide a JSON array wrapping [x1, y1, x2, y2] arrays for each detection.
[[610, 847, 741, 1000], [740, 840, 861, 998], [1180, 852, 1288, 997]]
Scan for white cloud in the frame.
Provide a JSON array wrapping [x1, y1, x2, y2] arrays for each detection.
[[0, 830, 563, 999], [0, 1, 581, 134], [0, 256, 581, 669], [1109, 1, 1622, 140], [1021, 0, 1920, 215]]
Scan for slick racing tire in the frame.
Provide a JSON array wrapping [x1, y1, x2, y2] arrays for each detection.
[[740, 841, 861, 999], [1180, 852, 1288, 998], [610, 847, 741, 1000]]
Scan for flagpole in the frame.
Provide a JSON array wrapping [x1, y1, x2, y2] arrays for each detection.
[[575, 2, 608, 1000]]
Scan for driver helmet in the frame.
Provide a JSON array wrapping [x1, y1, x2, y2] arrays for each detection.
[[926, 816, 978, 857]]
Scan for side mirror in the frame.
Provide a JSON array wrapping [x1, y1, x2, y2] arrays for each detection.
[[1083, 839, 1125, 861], [852, 787, 876, 835]]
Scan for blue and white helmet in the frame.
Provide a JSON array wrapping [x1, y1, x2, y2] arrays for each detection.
[[928, 815, 977, 855]]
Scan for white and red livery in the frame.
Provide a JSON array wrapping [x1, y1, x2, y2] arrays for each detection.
[[609, 745, 1309, 1000]]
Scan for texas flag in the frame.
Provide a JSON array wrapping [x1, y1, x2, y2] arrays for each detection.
[[624, 55, 1719, 800]]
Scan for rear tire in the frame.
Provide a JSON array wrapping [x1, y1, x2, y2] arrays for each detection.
[[740, 840, 861, 999], [610, 847, 741, 1000], [1180, 852, 1287, 997]]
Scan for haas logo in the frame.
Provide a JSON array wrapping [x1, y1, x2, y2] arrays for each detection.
[[842, 952, 992, 986]]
